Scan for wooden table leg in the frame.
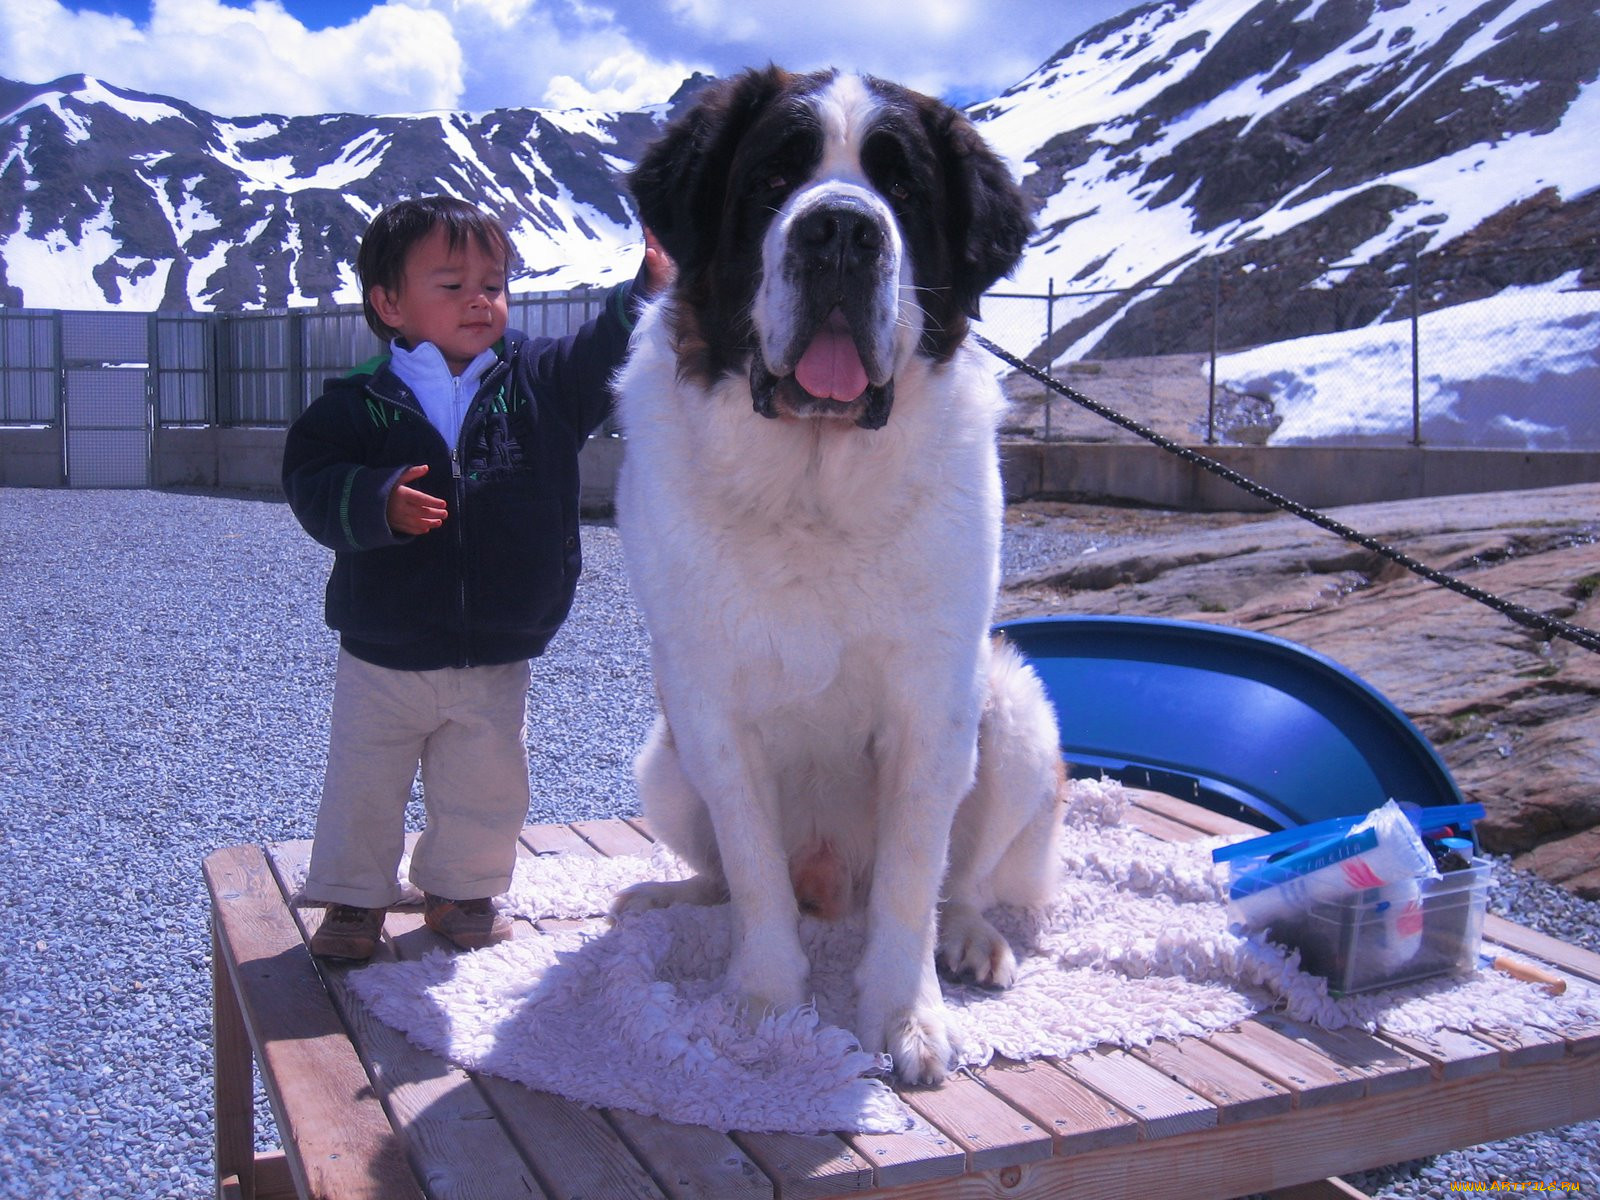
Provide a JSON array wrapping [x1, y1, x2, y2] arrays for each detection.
[[213, 916, 257, 1200]]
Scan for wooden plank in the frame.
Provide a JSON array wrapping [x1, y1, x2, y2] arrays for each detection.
[[211, 916, 258, 1196], [1264, 1179, 1373, 1200], [203, 844, 425, 1200], [485, 1086, 668, 1200], [1463, 1023, 1570, 1068], [731, 1131, 875, 1199], [851, 1053, 1600, 1200], [1056, 1048, 1216, 1139], [971, 1058, 1140, 1155], [344, 888, 665, 1200], [250, 1151, 299, 1200], [607, 1108, 773, 1198], [219, 1152, 298, 1200], [1378, 1027, 1503, 1081], [1558, 1007, 1600, 1056], [1202, 1020, 1368, 1108], [1134, 1035, 1293, 1124], [522, 823, 602, 858], [843, 1111, 965, 1192], [1484, 914, 1600, 985], [507, 823, 781, 1199], [1127, 790, 1265, 839], [266, 845, 551, 1200], [899, 1072, 1054, 1172], [1255, 1014, 1431, 1097], [572, 818, 656, 857], [1121, 805, 1205, 844]]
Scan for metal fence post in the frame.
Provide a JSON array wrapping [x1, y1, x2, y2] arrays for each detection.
[[1044, 278, 1054, 441], [289, 310, 306, 424], [213, 314, 231, 427], [54, 310, 67, 484], [1410, 255, 1422, 447], [147, 312, 160, 482], [1207, 264, 1220, 444]]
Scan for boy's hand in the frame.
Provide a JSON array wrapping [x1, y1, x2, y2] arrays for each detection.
[[641, 227, 676, 296], [387, 465, 449, 535]]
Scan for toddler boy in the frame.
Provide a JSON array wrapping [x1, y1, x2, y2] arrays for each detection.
[[283, 196, 665, 959]]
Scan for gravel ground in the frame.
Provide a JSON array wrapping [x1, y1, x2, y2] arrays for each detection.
[[1, 488, 1595, 1198]]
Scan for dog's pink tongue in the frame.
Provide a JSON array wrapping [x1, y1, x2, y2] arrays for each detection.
[[794, 311, 869, 402]]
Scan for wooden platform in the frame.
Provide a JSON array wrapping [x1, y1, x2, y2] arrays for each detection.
[[204, 794, 1600, 1200]]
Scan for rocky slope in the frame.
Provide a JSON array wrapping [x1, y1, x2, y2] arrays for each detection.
[[999, 483, 1600, 894]]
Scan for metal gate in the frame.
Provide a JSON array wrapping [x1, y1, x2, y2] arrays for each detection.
[[61, 312, 151, 487]]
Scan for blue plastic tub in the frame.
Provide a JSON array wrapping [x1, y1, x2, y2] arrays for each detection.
[[994, 615, 1465, 831]]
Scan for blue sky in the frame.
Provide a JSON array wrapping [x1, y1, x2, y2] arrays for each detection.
[[2, 0, 1138, 116]]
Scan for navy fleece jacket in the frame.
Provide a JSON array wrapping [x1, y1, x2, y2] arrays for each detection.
[[282, 281, 638, 671]]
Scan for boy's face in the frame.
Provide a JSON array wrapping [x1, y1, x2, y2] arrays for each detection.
[[370, 227, 510, 374]]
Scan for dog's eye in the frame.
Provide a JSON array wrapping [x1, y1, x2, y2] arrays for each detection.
[[888, 181, 912, 203], [766, 173, 789, 192]]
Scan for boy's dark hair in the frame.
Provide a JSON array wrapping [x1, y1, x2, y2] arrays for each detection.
[[357, 196, 517, 341]]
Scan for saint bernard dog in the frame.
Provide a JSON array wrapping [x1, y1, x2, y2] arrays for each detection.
[[610, 66, 1067, 1085]]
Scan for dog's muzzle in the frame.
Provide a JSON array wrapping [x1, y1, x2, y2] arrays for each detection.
[[753, 193, 900, 429]]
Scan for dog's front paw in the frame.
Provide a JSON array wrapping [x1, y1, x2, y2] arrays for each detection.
[[857, 981, 953, 1085], [880, 1005, 954, 1086], [937, 903, 1018, 990]]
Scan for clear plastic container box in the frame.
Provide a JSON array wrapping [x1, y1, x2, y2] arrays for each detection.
[[1247, 859, 1491, 995]]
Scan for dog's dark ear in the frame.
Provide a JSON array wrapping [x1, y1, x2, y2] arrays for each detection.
[[926, 106, 1033, 319], [629, 66, 792, 282]]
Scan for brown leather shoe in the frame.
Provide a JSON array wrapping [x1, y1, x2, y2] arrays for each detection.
[[310, 904, 386, 961], [423, 893, 512, 950]]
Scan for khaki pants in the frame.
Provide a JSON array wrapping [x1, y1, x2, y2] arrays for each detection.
[[304, 649, 532, 908]]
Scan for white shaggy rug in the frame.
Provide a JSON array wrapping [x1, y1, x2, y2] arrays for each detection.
[[343, 780, 1600, 1134]]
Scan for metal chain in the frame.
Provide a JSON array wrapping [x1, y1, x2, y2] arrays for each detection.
[[975, 332, 1600, 656]]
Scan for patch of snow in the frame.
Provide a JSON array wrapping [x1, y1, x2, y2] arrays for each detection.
[[1213, 287, 1600, 448]]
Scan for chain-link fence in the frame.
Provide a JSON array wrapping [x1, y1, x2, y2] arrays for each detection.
[[979, 249, 1599, 450], [4, 255, 1596, 449]]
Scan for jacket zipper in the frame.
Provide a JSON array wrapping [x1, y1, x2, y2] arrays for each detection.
[[452, 372, 470, 668], [450, 357, 513, 668]]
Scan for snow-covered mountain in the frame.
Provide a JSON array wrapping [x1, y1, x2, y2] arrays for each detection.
[[0, 72, 712, 310], [976, 0, 1599, 362], [2, 0, 1596, 360]]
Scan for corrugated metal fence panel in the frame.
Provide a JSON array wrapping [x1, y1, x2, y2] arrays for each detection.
[[510, 289, 599, 340], [64, 367, 148, 487], [156, 313, 212, 425], [302, 311, 383, 419], [223, 313, 297, 426], [1, 310, 58, 423]]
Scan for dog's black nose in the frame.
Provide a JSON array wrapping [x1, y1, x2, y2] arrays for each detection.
[[794, 200, 884, 276]]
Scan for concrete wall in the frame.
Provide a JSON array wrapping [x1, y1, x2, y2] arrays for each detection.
[[4, 423, 1595, 512], [0, 427, 62, 487], [999, 442, 1600, 511], [153, 426, 288, 494], [144, 427, 629, 510]]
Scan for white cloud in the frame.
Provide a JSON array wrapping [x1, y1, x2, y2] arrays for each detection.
[[616, 0, 1096, 108], [0, 0, 1123, 116], [543, 49, 697, 111], [3, 0, 463, 115]]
